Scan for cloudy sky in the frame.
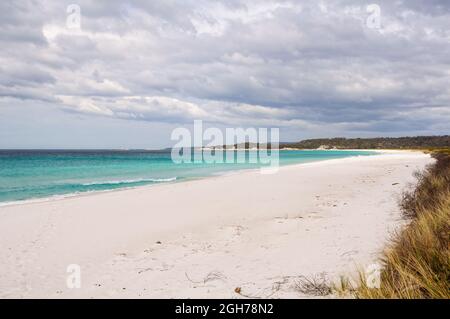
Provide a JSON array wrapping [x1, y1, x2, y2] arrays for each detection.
[[0, 0, 449, 148]]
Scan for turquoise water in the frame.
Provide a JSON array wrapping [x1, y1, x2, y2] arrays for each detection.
[[0, 149, 376, 204]]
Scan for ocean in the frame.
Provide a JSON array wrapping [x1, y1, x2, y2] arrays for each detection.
[[0, 149, 376, 205]]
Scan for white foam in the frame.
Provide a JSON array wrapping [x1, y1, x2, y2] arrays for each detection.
[[81, 177, 177, 186]]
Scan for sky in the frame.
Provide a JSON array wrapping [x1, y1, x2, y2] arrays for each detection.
[[0, 0, 449, 149]]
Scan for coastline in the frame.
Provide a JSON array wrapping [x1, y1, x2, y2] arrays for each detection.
[[0, 150, 433, 298], [0, 149, 380, 208]]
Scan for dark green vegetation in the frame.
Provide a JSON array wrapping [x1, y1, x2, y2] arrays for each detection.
[[282, 135, 450, 149]]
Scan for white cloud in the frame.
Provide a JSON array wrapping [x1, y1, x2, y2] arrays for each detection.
[[0, 0, 449, 146]]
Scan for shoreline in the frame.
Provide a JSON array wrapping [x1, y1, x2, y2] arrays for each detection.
[[0, 149, 383, 208], [0, 150, 433, 298]]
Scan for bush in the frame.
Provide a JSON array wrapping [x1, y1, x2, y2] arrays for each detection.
[[353, 152, 450, 299]]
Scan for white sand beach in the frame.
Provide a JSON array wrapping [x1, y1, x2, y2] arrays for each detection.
[[0, 151, 433, 298]]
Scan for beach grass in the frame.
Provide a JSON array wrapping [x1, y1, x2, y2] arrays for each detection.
[[340, 151, 450, 299]]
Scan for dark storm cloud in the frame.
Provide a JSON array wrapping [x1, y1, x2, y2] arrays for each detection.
[[0, 0, 449, 136]]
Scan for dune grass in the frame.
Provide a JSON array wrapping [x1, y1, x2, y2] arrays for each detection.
[[335, 151, 450, 298], [349, 151, 450, 298]]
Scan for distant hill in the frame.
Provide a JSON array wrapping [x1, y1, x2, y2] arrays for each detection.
[[281, 136, 450, 150]]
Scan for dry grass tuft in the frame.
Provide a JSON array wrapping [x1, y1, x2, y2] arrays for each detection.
[[353, 151, 450, 299], [294, 273, 332, 296]]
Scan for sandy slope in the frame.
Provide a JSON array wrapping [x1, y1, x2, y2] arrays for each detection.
[[0, 151, 433, 298]]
